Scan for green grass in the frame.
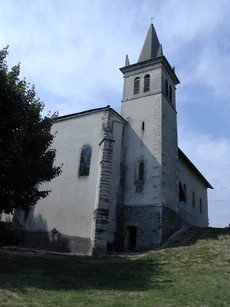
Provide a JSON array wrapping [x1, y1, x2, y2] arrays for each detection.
[[0, 227, 229, 306]]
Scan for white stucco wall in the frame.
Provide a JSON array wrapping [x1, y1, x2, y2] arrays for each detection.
[[162, 94, 179, 212], [121, 64, 163, 207], [121, 93, 163, 206], [178, 156, 209, 227], [27, 111, 107, 239], [121, 62, 179, 210]]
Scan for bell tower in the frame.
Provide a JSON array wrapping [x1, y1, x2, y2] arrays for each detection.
[[119, 23, 181, 249]]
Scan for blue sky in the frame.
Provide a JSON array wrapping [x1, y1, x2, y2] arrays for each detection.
[[1, 0, 230, 227]]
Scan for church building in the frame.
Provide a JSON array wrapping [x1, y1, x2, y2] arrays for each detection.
[[24, 24, 212, 255]]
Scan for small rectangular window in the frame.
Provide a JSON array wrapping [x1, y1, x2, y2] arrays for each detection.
[[142, 122, 145, 131]]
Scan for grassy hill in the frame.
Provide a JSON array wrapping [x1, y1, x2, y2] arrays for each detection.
[[0, 227, 229, 306]]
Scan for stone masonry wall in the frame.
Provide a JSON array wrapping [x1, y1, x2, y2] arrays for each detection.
[[117, 205, 162, 251], [162, 206, 181, 242], [161, 75, 179, 212], [92, 110, 115, 255]]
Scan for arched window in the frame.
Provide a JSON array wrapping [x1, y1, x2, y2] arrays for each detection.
[[165, 79, 168, 97], [144, 74, 150, 92], [134, 77, 140, 94], [179, 182, 187, 202], [169, 85, 172, 102], [138, 161, 145, 180], [78, 145, 92, 176], [200, 198, 202, 213], [179, 182, 184, 202]]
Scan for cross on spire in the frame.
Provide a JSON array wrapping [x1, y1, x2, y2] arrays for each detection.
[[149, 16, 155, 24]]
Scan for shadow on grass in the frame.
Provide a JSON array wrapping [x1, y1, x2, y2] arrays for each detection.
[[168, 227, 230, 248], [0, 251, 169, 294]]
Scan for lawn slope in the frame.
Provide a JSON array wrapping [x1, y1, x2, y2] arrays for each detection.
[[0, 227, 229, 306]]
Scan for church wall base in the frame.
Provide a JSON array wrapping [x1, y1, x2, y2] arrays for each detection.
[[162, 206, 181, 242], [92, 247, 107, 256], [92, 208, 109, 256], [116, 205, 162, 251], [23, 231, 92, 255]]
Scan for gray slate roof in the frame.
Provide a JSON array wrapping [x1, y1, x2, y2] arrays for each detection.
[[138, 23, 163, 63]]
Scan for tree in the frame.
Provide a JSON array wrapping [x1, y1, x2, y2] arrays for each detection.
[[0, 47, 62, 215]]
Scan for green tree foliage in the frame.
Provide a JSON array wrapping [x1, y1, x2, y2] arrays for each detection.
[[0, 47, 62, 215]]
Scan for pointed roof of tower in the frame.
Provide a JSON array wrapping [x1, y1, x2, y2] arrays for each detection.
[[120, 24, 179, 85], [125, 54, 130, 66], [138, 23, 162, 63]]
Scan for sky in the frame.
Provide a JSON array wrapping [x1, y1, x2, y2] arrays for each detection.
[[0, 0, 230, 227]]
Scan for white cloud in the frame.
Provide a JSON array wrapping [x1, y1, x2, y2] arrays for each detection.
[[2, 0, 230, 113], [195, 48, 230, 100], [158, 0, 230, 45]]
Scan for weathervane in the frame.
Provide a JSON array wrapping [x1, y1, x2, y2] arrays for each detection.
[[149, 16, 155, 24]]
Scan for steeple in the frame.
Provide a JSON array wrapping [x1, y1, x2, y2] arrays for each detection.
[[120, 23, 179, 103], [137, 23, 163, 63], [125, 54, 130, 66], [120, 23, 180, 250]]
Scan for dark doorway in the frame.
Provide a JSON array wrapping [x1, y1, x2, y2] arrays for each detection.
[[128, 226, 137, 250]]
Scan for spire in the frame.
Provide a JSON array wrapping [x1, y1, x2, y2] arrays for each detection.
[[137, 23, 162, 63], [125, 54, 130, 66]]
